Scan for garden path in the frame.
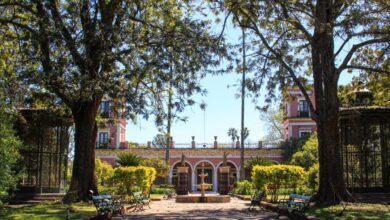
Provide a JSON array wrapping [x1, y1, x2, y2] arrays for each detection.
[[119, 197, 285, 220]]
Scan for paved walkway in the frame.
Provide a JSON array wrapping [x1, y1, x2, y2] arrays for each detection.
[[121, 197, 283, 220]]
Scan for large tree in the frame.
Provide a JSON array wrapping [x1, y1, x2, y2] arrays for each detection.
[[1, 0, 223, 201], [216, 0, 389, 204]]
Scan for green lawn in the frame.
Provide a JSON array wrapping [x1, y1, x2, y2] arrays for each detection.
[[0, 203, 96, 220], [307, 203, 390, 220], [150, 194, 164, 199]]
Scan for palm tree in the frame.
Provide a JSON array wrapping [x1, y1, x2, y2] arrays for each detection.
[[227, 128, 238, 147], [117, 153, 143, 166]]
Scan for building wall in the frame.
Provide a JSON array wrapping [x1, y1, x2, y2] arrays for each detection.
[[97, 148, 282, 192], [96, 99, 128, 149], [283, 87, 317, 140]]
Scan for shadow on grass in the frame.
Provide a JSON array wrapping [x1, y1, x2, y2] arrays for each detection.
[[307, 203, 390, 220], [0, 203, 96, 220]]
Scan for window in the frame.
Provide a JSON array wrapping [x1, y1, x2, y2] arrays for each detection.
[[98, 132, 109, 148], [100, 101, 110, 118], [298, 100, 309, 117], [299, 130, 311, 138]]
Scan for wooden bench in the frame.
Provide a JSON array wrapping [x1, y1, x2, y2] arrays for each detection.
[[132, 191, 151, 211], [92, 195, 125, 218], [248, 190, 265, 210], [279, 194, 312, 213]]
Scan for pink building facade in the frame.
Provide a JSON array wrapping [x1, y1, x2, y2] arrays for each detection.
[[283, 87, 317, 140], [96, 99, 129, 149], [96, 148, 282, 192]]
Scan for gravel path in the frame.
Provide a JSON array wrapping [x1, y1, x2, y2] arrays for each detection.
[[120, 197, 284, 220]]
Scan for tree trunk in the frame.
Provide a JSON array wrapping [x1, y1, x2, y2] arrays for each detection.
[[311, 0, 348, 205], [67, 101, 100, 201]]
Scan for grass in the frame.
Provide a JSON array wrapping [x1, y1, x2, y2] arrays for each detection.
[[307, 203, 390, 220], [150, 194, 164, 199], [0, 203, 96, 220]]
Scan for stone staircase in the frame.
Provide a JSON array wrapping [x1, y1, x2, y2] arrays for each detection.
[[10, 193, 65, 204]]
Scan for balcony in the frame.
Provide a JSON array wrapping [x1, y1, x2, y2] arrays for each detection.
[[97, 143, 109, 149], [298, 111, 310, 117]]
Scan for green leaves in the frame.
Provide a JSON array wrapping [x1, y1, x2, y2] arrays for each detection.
[[291, 133, 318, 170], [116, 153, 143, 167]]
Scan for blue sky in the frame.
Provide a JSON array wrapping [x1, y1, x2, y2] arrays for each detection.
[[125, 13, 357, 144]]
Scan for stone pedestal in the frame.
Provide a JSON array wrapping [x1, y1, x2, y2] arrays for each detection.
[[218, 166, 230, 195], [176, 167, 189, 195]]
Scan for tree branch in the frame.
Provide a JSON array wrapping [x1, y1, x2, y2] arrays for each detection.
[[344, 65, 390, 74], [47, 0, 86, 73], [337, 37, 390, 73], [236, 7, 317, 119], [0, 18, 36, 34]]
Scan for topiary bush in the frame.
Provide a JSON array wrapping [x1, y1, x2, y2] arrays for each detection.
[[111, 166, 156, 198], [252, 165, 308, 202]]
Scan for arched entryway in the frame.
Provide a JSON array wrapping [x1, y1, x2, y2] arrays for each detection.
[[172, 162, 192, 193], [194, 161, 214, 192], [217, 161, 238, 193]]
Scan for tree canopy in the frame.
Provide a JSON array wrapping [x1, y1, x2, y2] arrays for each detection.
[[0, 0, 225, 200], [215, 0, 389, 204]]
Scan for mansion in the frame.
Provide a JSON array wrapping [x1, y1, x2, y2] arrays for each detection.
[[94, 88, 315, 192]]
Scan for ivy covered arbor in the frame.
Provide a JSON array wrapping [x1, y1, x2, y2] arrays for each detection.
[[16, 109, 72, 194], [340, 91, 390, 193]]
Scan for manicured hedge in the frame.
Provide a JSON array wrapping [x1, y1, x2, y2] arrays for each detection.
[[252, 165, 307, 202], [111, 166, 156, 196]]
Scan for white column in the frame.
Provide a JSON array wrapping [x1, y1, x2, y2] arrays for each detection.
[[213, 168, 218, 192], [192, 169, 197, 192], [168, 168, 173, 185]]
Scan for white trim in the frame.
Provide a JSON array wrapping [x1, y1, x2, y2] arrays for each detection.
[[116, 125, 120, 148], [299, 128, 312, 138], [288, 90, 312, 95], [215, 160, 238, 171], [215, 160, 238, 192], [169, 160, 194, 189], [171, 160, 194, 172], [287, 102, 291, 117], [97, 130, 110, 147], [193, 160, 216, 192], [288, 125, 293, 139], [287, 122, 316, 126]]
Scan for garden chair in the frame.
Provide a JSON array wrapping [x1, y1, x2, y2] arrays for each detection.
[[248, 190, 265, 211]]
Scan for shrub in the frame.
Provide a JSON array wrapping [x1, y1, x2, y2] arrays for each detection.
[[0, 110, 21, 200], [95, 159, 113, 191], [308, 163, 319, 191], [111, 166, 156, 197], [233, 180, 254, 195], [291, 133, 318, 170], [141, 157, 169, 178], [150, 187, 175, 194], [280, 135, 310, 162], [245, 156, 276, 168], [252, 165, 307, 202], [116, 153, 143, 166]]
